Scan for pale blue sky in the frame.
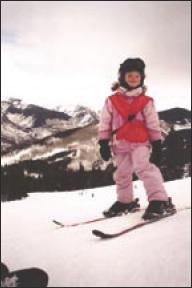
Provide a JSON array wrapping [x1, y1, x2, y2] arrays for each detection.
[[1, 1, 191, 111]]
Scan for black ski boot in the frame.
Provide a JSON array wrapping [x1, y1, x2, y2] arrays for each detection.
[[103, 198, 140, 218], [142, 197, 176, 220]]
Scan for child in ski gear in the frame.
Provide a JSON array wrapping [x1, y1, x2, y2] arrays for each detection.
[[98, 58, 176, 220]]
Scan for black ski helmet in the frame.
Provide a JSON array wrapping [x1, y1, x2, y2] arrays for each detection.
[[118, 58, 146, 90]]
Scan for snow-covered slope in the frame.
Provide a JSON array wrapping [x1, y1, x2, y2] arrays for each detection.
[[1, 178, 191, 287]]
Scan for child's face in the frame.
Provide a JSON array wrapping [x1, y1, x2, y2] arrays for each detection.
[[124, 71, 141, 88]]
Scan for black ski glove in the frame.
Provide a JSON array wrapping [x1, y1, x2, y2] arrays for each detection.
[[150, 139, 162, 167], [98, 139, 112, 161]]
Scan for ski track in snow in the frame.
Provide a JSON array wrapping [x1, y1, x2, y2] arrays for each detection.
[[1, 178, 191, 287]]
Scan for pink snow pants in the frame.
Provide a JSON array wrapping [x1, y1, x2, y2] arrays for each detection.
[[112, 144, 168, 203]]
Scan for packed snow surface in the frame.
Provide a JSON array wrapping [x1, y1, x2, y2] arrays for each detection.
[[1, 178, 191, 287]]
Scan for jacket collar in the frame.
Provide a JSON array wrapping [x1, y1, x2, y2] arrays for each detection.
[[117, 86, 143, 97]]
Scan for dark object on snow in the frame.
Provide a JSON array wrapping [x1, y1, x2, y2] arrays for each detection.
[[142, 197, 176, 220], [1, 263, 9, 280], [1, 263, 48, 287], [98, 139, 112, 161], [103, 198, 140, 218]]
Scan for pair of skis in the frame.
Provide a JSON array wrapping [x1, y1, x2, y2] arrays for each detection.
[[53, 207, 141, 229], [53, 207, 190, 239]]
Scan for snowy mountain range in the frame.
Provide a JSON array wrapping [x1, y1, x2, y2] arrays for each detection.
[[1, 98, 191, 201], [158, 107, 191, 124], [1, 98, 191, 158], [1, 98, 99, 155]]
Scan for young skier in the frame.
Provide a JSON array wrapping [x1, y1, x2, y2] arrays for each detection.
[[98, 58, 176, 220]]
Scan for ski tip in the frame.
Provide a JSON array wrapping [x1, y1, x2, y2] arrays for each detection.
[[92, 229, 108, 239], [92, 229, 103, 237], [52, 219, 58, 224], [52, 220, 64, 227]]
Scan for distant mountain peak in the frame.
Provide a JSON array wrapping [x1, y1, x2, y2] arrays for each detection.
[[158, 107, 191, 124]]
